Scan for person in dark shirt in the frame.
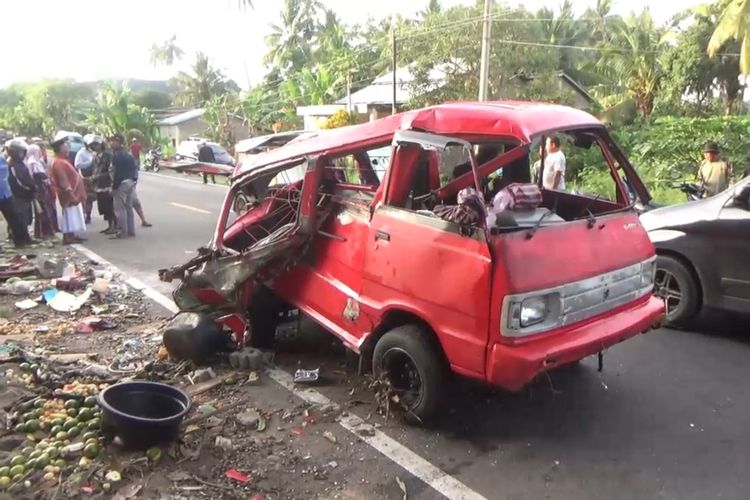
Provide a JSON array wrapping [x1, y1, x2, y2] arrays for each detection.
[[198, 142, 216, 184], [109, 133, 137, 239], [6, 139, 35, 230], [0, 155, 31, 247]]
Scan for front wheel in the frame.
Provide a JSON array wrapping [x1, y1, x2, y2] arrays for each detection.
[[153, 160, 160, 172], [654, 255, 700, 327], [372, 325, 447, 423]]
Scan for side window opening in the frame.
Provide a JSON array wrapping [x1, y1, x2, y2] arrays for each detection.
[[224, 161, 309, 251]]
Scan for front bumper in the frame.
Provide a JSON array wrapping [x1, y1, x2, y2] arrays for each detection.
[[486, 295, 665, 391]]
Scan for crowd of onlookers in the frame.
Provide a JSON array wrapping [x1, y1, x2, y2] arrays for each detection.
[[0, 132, 152, 248]]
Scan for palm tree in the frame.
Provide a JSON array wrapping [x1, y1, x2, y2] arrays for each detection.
[[593, 10, 671, 117], [173, 53, 240, 107], [150, 35, 184, 67], [264, 0, 322, 75], [708, 0, 750, 74]]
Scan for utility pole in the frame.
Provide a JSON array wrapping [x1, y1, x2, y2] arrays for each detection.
[[391, 15, 397, 115], [478, 0, 493, 101], [346, 71, 352, 113]]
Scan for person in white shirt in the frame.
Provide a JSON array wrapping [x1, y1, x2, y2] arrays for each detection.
[[74, 136, 94, 173], [542, 136, 566, 191]]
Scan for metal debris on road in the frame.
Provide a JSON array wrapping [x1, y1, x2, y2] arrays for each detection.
[[293, 367, 320, 384]]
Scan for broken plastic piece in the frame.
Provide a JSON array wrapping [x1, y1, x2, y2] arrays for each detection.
[[14, 298, 38, 310], [293, 368, 320, 384], [225, 468, 251, 483]]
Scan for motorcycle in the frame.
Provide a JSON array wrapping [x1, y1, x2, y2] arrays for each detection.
[[143, 145, 162, 172], [674, 182, 705, 201]]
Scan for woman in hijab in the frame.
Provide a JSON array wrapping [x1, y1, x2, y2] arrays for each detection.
[[26, 144, 56, 239]]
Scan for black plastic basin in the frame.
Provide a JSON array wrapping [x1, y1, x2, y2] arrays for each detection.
[[97, 381, 191, 450]]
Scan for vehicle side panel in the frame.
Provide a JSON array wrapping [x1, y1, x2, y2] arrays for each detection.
[[361, 206, 492, 377]]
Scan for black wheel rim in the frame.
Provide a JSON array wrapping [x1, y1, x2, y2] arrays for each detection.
[[380, 348, 423, 409], [654, 268, 682, 318]]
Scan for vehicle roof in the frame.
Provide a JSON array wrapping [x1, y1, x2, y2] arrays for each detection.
[[235, 130, 310, 154], [236, 101, 602, 176]]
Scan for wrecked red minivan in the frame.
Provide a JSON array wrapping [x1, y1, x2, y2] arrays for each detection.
[[160, 102, 665, 420]]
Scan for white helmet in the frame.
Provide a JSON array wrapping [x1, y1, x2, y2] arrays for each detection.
[[85, 134, 103, 146], [5, 138, 29, 153], [51, 131, 70, 147]]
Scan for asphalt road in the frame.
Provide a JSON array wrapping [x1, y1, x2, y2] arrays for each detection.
[[82, 173, 750, 500]]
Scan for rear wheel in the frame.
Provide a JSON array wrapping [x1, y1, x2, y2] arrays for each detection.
[[373, 325, 447, 423], [654, 255, 700, 327]]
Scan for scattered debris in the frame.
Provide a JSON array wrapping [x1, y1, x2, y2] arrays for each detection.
[[396, 476, 408, 500], [225, 468, 251, 483], [323, 430, 337, 444], [189, 367, 216, 383], [14, 299, 38, 310], [228, 347, 265, 370], [235, 409, 261, 428], [214, 436, 233, 451], [247, 371, 260, 383], [294, 368, 320, 384]]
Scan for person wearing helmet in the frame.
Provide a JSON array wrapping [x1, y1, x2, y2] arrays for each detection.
[[6, 139, 36, 234], [50, 132, 87, 245], [0, 153, 32, 248]]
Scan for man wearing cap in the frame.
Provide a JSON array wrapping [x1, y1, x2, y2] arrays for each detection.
[[698, 142, 733, 198], [110, 133, 137, 239], [50, 132, 87, 245]]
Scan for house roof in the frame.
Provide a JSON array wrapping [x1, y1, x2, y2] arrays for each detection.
[[158, 108, 206, 126], [334, 66, 446, 106], [237, 101, 603, 176]]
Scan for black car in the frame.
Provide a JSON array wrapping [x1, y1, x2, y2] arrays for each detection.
[[640, 176, 750, 326]]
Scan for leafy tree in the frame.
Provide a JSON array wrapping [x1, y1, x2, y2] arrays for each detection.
[[132, 89, 173, 110], [204, 94, 240, 146], [239, 85, 282, 134], [150, 35, 184, 67], [85, 82, 159, 144], [264, 0, 323, 77], [708, 0, 750, 74], [661, 3, 744, 115], [592, 10, 671, 117], [173, 52, 240, 107]]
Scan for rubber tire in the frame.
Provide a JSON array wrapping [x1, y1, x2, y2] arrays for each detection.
[[657, 254, 700, 327], [372, 325, 447, 423]]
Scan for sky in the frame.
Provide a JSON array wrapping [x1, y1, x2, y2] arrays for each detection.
[[4, 0, 705, 90]]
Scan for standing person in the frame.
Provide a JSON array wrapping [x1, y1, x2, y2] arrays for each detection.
[[76, 135, 96, 224], [6, 139, 35, 232], [109, 133, 137, 239], [90, 137, 117, 234], [542, 136, 566, 191], [130, 138, 142, 167], [131, 168, 153, 228], [49, 132, 87, 245], [698, 142, 732, 198], [0, 155, 32, 248], [26, 144, 56, 239], [198, 142, 216, 184]]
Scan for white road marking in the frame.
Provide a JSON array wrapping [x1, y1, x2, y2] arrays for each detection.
[[71, 243, 487, 500], [140, 171, 229, 189], [170, 202, 211, 214]]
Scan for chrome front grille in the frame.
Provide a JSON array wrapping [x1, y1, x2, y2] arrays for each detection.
[[560, 259, 654, 327]]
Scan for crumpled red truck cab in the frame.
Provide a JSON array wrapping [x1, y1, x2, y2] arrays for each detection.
[[159, 102, 665, 422]]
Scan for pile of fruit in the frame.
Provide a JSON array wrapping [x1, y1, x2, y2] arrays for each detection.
[[1, 375, 107, 491]]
